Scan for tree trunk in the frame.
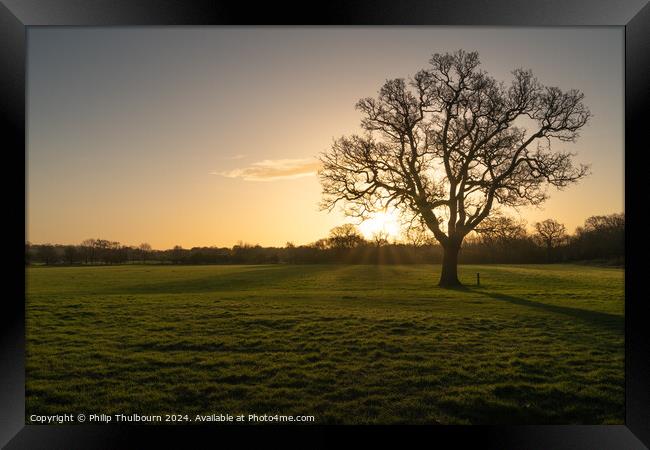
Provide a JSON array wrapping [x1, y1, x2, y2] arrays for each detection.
[[439, 243, 461, 287]]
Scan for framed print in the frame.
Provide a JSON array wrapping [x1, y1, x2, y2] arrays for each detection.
[[1, 0, 649, 448]]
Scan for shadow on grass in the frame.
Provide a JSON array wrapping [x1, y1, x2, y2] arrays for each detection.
[[96, 264, 352, 295], [471, 288, 623, 333]]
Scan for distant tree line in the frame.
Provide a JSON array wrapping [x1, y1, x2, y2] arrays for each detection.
[[26, 213, 624, 267]]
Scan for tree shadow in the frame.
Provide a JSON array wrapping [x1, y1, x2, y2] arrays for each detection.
[[469, 288, 623, 333], [94, 264, 344, 295], [438, 284, 472, 292]]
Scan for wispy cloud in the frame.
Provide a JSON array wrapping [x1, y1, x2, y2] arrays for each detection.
[[212, 158, 322, 181], [226, 154, 247, 160]]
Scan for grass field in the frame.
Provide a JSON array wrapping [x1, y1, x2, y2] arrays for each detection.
[[25, 264, 624, 424]]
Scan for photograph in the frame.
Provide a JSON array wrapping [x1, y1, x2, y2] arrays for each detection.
[[24, 26, 626, 426]]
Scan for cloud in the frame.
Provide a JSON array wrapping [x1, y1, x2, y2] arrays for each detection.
[[212, 158, 322, 181], [226, 154, 247, 160]]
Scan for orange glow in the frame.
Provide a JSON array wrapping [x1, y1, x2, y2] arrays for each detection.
[[26, 28, 624, 249]]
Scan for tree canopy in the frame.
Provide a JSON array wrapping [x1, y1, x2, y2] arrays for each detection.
[[319, 49, 590, 285]]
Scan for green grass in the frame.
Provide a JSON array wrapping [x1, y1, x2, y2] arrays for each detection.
[[25, 264, 624, 424]]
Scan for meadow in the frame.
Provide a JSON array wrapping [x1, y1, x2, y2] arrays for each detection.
[[25, 264, 624, 424]]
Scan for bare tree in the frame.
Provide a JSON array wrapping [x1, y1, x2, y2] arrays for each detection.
[[583, 213, 625, 232], [572, 213, 624, 261], [475, 214, 527, 245], [138, 242, 152, 263], [311, 238, 330, 251], [402, 220, 436, 261], [319, 50, 590, 286], [80, 238, 97, 264], [63, 245, 80, 265], [402, 215, 437, 245], [327, 224, 366, 250], [284, 241, 296, 264], [171, 245, 184, 264], [371, 230, 390, 247], [534, 219, 567, 261]]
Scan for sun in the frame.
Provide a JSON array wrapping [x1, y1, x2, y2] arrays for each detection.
[[359, 209, 402, 240]]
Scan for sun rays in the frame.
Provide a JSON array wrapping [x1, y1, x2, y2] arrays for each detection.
[[358, 209, 402, 241]]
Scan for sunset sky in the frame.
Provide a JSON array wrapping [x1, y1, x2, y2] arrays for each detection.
[[27, 27, 624, 249]]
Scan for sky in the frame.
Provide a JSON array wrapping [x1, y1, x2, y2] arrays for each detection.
[[27, 27, 624, 249]]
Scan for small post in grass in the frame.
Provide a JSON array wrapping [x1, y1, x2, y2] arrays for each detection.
[[476, 272, 480, 286]]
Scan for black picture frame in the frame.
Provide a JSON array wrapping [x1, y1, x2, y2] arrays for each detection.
[[2, 1, 648, 448]]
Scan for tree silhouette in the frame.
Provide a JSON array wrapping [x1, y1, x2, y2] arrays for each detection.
[[534, 219, 567, 261], [37, 244, 57, 265], [327, 224, 366, 250], [63, 245, 80, 265], [138, 243, 152, 263], [171, 245, 184, 264], [475, 214, 527, 244], [402, 220, 435, 261], [80, 238, 97, 264], [572, 213, 624, 260], [319, 50, 590, 286], [371, 230, 390, 247]]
